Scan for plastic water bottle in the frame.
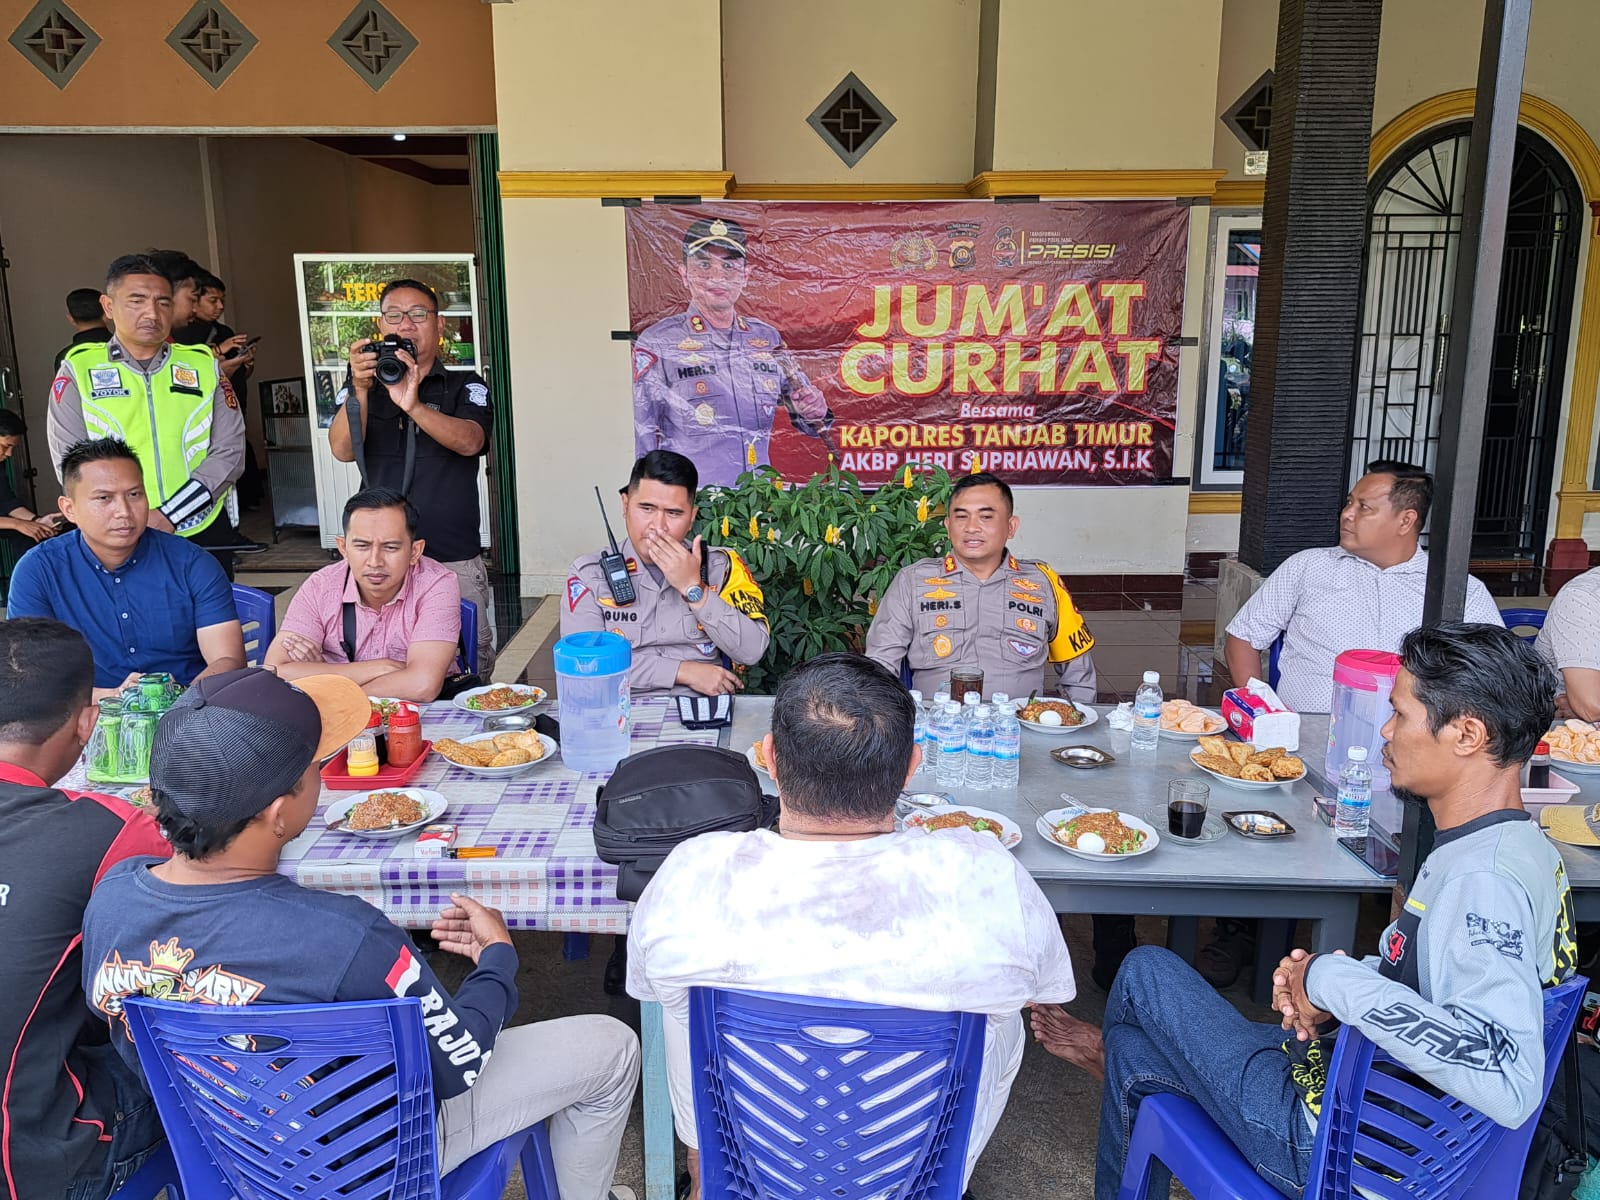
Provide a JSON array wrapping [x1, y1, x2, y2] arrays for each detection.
[[992, 702, 1021, 790], [909, 690, 929, 776], [1132, 670, 1162, 752], [926, 690, 950, 775], [966, 704, 996, 790], [1334, 745, 1373, 836], [934, 702, 966, 790]]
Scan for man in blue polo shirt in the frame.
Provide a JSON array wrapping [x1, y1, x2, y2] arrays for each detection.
[[8, 438, 245, 695]]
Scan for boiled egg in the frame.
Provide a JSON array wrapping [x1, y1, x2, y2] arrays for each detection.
[[1075, 831, 1106, 854], [1038, 709, 1063, 727]]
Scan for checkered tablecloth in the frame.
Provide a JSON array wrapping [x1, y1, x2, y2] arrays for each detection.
[[66, 697, 719, 931]]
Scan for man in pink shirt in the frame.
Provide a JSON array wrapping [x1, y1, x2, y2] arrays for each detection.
[[265, 488, 462, 701]]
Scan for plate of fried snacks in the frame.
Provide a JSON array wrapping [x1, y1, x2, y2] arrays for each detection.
[[1159, 699, 1228, 739], [1037, 805, 1159, 860], [901, 804, 1022, 850], [1013, 695, 1098, 733], [1189, 736, 1306, 788], [1544, 720, 1600, 774], [453, 684, 548, 716], [436, 731, 558, 777], [746, 741, 771, 777], [326, 788, 447, 838]]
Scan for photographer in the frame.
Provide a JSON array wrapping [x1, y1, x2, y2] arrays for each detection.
[[331, 280, 496, 674]]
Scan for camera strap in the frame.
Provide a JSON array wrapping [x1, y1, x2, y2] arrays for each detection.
[[342, 377, 417, 495]]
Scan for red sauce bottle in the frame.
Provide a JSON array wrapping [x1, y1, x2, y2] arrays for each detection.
[[387, 705, 423, 768], [1528, 739, 1551, 789]]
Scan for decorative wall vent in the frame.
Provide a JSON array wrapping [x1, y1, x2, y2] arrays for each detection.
[[807, 72, 896, 168], [166, 1, 257, 88], [1223, 70, 1275, 153], [8, 0, 100, 88], [328, 1, 417, 91]]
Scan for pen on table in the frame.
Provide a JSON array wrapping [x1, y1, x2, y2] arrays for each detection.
[[447, 846, 498, 859]]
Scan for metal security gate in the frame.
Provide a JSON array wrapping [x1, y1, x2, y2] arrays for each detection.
[[1350, 123, 1579, 570]]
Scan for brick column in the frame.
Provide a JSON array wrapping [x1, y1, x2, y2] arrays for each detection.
[[1237, 0, 1382, 574]]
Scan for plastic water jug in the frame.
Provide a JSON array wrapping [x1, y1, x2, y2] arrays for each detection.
[[1325, 649, 1401, 793], [553, 631, 632, 774]]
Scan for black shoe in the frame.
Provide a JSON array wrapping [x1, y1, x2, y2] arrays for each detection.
[[234, 541, 269, 554], [604, 936, 628, 996], [1091, 913, 1138, 992], [1197, 918, 1257, 988]]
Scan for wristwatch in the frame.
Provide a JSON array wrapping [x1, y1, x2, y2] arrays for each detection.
[[683, 584, 706, 604]]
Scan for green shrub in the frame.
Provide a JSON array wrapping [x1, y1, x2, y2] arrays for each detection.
[[696, 462, 954, 693]]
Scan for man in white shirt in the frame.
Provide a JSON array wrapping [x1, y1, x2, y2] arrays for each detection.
[[1535, 566, 1600, 722], [1226, 461, 1503, 714], [628, 652, 1075, 1197]]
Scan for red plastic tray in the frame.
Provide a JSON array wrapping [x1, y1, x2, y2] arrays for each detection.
[[320, 741, 434, 791]]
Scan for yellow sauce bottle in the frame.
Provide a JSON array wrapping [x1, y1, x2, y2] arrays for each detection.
[[346, 730, 380, 777]]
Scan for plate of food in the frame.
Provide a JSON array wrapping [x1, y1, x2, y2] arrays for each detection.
[[1159, 699, 1227, 740], [369, 697, 411, 725], [1037, 805, 1158, 860], [436, 731, 558, 777], [1545, 720, 1600, 774], [1189, 736, 1306, 789], [453, 684, 548, 717], [746, 741, 771, 778], [901, 804, 1022, 850], [325, 788, 447, 838], [1013, 696, 1098, 734]]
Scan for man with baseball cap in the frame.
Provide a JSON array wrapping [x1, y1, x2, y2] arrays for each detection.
[[82, 668, 640, 1198], [632, 215, 834, 488]]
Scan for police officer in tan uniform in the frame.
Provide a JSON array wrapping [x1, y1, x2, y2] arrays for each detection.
[[866, 472, 1097, 702], [867, 472, 1136, 989], [563, 450, 769, 696]]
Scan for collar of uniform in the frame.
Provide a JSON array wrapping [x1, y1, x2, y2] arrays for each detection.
[[76, 527, 147, 574], [0, 762, 49, 789], [343, 560, 420, 612], [422, 358, 450, 383], [1332, 543, 1427, 574], [938, 551, 1023, 581], [685, 304, 742, 337], [107, 335, 172, 373]]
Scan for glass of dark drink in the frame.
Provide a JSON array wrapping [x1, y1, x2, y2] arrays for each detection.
[[1167, 779, 1209, 838], [950, 668, 984, 702]]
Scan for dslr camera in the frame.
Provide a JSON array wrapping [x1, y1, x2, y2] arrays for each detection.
[[364, 334, 416, 386]]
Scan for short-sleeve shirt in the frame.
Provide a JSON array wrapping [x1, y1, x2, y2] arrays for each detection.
[[336, 363, 491, 563], [7, 529, 237, 687], [1226, 546, 1504, 713], [279, 556, 461, 665], [1536, 567, 1600, 674]]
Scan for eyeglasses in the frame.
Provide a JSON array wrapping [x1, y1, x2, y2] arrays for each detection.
[[379, 307, 436, 325]]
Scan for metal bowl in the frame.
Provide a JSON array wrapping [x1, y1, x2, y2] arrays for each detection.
[[1051, 745, 1116, 769], [483, 711, 540, 733]]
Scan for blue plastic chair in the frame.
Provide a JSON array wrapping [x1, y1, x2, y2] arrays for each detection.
[[232, 583, 276, 669], [1501, 607, 1548, 645], [107, 1142, 183, 1199], [122, 995, 560, 1200], [1117, 973, 1588, 1200], [689, 988, 986, 1200], [459, 598, 479, 675]]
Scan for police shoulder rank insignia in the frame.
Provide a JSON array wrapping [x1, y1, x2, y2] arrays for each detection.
[[172, 364, 200, 389], [632, 347, 659, 382], [625, 558, 638, 573], [464, 382, 489, 407], [736, 317, 748, 332], [943, 555, 957, 574], [566, 575, 590, 612], [932, 634, 954, 658], [689, 315, 707, 333], [677, 337, 704, 351], [1007, 638, 1041, 658]]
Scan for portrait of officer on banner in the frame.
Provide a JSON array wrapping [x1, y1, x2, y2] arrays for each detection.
[[631, 216, 834, 490]]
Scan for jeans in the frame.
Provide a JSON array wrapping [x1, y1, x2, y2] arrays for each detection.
[[63, 1044, 167, 1200], [1095, 946, 1315, 1200]]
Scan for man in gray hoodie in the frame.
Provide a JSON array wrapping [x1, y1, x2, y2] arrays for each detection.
[[1031, 621, 1576, 1200]]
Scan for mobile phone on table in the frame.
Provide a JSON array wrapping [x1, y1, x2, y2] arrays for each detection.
[[1337, 834, 1399, 881]]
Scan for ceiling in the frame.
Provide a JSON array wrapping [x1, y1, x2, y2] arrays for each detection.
[[306, 135, 470, 186]]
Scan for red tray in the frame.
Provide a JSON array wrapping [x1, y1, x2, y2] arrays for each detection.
[[321, 741, 434, 791]]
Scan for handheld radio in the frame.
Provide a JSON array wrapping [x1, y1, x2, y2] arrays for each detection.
[[595, 487, 636, 606]]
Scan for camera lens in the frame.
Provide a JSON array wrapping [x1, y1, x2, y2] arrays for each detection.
[[375, 355, 406, 386]]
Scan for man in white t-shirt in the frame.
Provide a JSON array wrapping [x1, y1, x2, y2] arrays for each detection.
[[1535, 565, 1600, 722], [628, 652, 1075, 1197]]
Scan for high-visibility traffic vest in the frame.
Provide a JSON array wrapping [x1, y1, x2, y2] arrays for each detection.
[[61, 342, 225, 535]]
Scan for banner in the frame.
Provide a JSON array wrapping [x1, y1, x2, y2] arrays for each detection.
[[625, 200, 1190, 490]]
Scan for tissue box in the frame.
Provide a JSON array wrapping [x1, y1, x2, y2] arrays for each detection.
[[414, 823, 458, 858], [1222, 679, 1300, 751]]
